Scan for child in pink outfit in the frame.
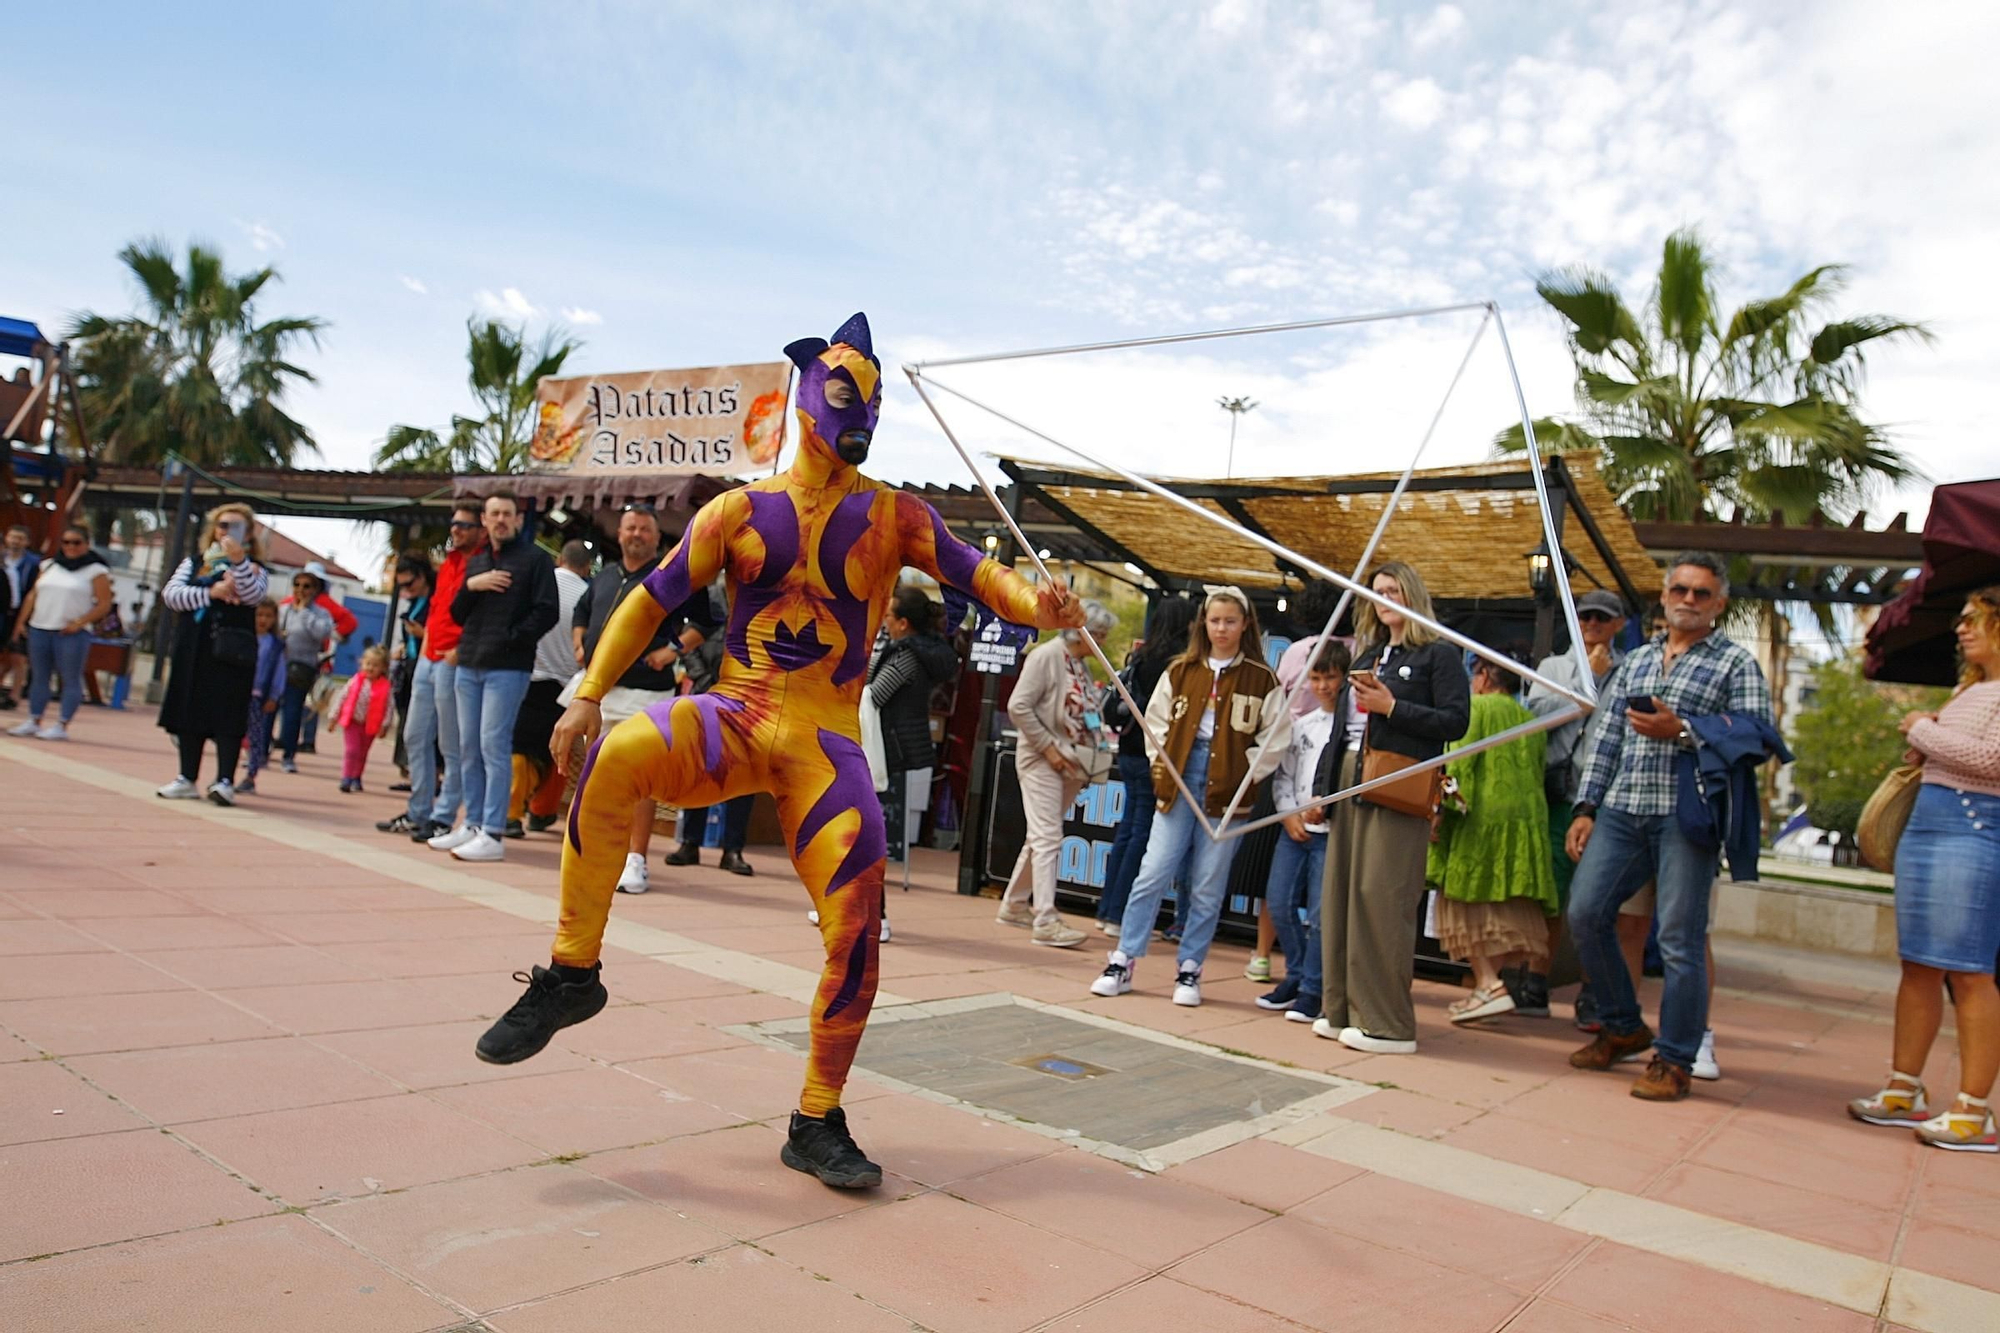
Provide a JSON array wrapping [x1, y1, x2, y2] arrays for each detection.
[[336, 645, 394, 793]]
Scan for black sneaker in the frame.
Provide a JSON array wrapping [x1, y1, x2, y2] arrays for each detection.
[[504, 819, 526, 839], [1255, 977, 1301, 1010], [377, 813, 419, 834], [781, 1107, 882, 1189], [410, 819, 447, 843], [1573, 986, 1603, 1033], [663, 843, 701, 867], [527, 812, 559, 834], [389, 781, 412, 793], [1509, 968, 1551, 1018], [474, 964, 609, 1064], [1285, 994, 1322, 1024], [718, 849, 754, 876]]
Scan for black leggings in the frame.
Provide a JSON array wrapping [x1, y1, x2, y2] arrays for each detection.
[[179, 730, 245, 787]]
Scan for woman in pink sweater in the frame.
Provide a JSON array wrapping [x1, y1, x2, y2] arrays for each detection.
[[336, 645, 395, 794], [1848, 587, 2000, 1152]]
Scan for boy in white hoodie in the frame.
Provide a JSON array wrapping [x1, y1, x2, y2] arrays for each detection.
[[1256, 641, 1350, 1017]]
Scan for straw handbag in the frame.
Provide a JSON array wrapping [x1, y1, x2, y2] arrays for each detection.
[[1856, 763, 1923, 871]]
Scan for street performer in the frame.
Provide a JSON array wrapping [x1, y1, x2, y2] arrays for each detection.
[[475, 313, 1083, 1188]]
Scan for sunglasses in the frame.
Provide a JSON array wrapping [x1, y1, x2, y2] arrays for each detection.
[[449, 519, 480, 530], [1577, 610, 1616, 623], [60, 537, 87, 546], [621, 502, 657, 516], [1665, 584, 1717, 602]]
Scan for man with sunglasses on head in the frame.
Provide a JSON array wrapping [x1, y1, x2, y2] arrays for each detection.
[[382, 502, 486, 839], [567, 501, 720, 892], [1521, 588, 1628, 1022], [1564, 552, 1771, 1102]]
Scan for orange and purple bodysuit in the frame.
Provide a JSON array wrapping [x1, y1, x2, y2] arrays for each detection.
[[553, 313, 1067, 1115]]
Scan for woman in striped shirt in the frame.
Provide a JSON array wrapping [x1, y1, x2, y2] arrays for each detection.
[[156, 503, 270, 805]]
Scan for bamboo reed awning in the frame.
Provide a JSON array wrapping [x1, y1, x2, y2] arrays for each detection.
[[997, 450, 1659, 605]]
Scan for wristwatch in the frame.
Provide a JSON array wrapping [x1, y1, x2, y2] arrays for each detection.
[[1572, 802, 1596, 820]]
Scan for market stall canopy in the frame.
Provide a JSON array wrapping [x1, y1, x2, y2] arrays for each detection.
[[998, 450, 1658, 606], [0, 316, 50, 359], [1865, 477, 2000, 685]]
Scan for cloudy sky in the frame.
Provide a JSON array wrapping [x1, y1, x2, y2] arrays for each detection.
[[8, 1, 1994, 578]]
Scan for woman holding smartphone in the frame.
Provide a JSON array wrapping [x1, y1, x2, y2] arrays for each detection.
[[1312, 560, 1470, 1053], [157, 503, 270, 805]]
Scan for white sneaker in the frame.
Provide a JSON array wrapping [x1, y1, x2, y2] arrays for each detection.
[[205, 780, 235, 807], [8, 719, 41, 737], [615, 852, 650, 894], [34, 722, 66, 741], [1336, 1026, 1417, 1055], [428, 823, 477, 852], [156, 776, 200, 800], [1089, 951, 1134, 997], [1310, 1016, 1343, 1041], [1692, 1029, 1721, 1081], [451, 830, 505, 862], [880, 919, 893, 944], [1172, 964, 1203, 1007]]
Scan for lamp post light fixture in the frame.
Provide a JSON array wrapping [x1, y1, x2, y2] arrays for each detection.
[[1525, 540, 1555, 596], [1217, 395, 1258, 478]]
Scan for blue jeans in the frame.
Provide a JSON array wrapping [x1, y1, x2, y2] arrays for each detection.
[[278, 673, 311, 759], [1567, 806, 1718, 1070], [1265, 828, 1326, 983], [26, 626, 91, 725], [403, 655, 462, 825], [455, 665, 530, 834], [1099, 750, 1156, 923], [1117, 737, 1243, 968]]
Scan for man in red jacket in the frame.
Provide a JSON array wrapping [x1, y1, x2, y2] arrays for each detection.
[[377, 503, 485, 839]]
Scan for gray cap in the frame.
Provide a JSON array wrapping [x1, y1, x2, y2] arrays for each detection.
[[1574, 589, 1624, 616]]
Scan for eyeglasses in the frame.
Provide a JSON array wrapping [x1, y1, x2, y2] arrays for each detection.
[[1664, 583, 1718, 602], [449, 519, 480, 530], [394, 578, 414, 591]]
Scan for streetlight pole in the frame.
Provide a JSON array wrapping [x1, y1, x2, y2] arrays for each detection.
[[1217, 396, 1257, 478]]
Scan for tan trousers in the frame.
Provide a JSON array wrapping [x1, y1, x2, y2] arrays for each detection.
[[1320, 747, 1432, 1041], [1002, 751, 1086, 926]]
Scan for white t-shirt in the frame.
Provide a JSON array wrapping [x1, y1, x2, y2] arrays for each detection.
[[1276, 705, 1339, 833], [26, 559, 108, 632], [1197, 654, 1234, 741]]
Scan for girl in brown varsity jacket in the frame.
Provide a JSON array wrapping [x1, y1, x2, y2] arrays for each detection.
[[1090, 588, 1291, 1007]]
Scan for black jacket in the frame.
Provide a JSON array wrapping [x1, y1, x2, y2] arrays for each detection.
[[574, 557, 719, 692], [871, 632, 959, 773], [451, 532, 559, 672], [1350, 639, 1470, 762]]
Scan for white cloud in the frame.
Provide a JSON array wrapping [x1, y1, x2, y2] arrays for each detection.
[[234, 219, 285, 252], [474, 286, 540, 320], [1203, 0, 1256, 36], [561, 306, 604, 326], [1408, 4, 1465, 49], [397, 274, 428, 295], [1379, 76, 1447, 130]]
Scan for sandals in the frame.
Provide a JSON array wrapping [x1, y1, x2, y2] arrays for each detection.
[[1847, 1072, 1929, 1127], [1914, 1094, 1998, 1153], [1448, 984, 1516, 1025]]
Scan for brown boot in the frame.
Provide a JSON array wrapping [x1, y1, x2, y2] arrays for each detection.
[[1631, 1056, 1692, 1102], [1569, 1023, 1654, 1070]]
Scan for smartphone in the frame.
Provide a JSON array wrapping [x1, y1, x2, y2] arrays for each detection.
[[1626, 693, 1658, 714], [1350, 669, 1378, 686]]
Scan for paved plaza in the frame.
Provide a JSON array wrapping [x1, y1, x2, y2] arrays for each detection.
[[2, 706, 1998, 1332]]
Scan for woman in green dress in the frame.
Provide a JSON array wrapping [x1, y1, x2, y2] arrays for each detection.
[[1427, 659, 1559, 1023]]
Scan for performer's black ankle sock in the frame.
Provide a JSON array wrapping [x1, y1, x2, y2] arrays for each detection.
[[548, 961, 597, 985]]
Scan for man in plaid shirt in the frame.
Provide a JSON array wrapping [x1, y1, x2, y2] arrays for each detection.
[[1565, 552, 1772, 1102]]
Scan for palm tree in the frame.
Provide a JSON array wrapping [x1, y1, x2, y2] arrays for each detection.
[[69, 240, 325, 467], [375, 318, 581, 474], [1495, 229, 1931, 523]]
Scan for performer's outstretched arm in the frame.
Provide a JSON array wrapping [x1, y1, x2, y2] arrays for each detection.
[[894, 493, 1081, 631], [575, 495, 735, 703]]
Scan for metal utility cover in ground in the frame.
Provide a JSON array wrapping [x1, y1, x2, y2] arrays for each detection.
[[736, 994, 1371, 1170]]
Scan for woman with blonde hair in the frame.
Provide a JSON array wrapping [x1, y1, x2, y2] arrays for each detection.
[[1091, 587, 1291, 1007], [1311, 560, 1470, 1053], [1848, 587, 2000, 1152], [157, 503, 269, 804]]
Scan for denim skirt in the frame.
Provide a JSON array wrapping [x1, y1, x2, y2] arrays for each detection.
[[1893, 783, 2000, 973]]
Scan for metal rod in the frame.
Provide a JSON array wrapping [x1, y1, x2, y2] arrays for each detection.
[[909, 301, 1493, 370]]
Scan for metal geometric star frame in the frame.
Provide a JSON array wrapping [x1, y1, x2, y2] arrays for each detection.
[[906, 300, 1598, 844]]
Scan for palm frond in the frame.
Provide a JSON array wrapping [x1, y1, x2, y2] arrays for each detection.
[[1490, 417, 1600, 457], [1801, 317, 1934, 397], [1535, 268, 1646, 366], [1654, 228, 1716, 363]]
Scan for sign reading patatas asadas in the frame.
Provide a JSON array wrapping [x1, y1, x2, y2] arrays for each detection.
[[530, 362, 792, 476]]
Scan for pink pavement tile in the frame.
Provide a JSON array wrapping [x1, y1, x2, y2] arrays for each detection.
[[1329, 1086, 1488, 1137], [951, 1148, 1267, 1266], [551, 1000, 752, 1065], [1545, 1240, 1874, 1332], [1495, 1071, 1734, 1152], [1642, 1161, 1904, 1261], [1896, 1214, 2000, 1290], [175, 1092, 548, 1205], [1163, 1137, 1367, 1213], [5, 888, 206, 918], [0, 1213, 454, 1333], [1497, 1302, 1637, 1333], [0, 1128, 273, 1261], [132, 943, 375, 989], [594, 954, 754, 1003], [1333, 1049, 1549, 1108], [314, 1164, 729, 1313], [0, 989, 285, 1056], [643, 990, 807, 1026], [1035, 1276, 1317, 1332], [494, 1241, 918, 1333], [0, 949, 186, 1002], [0, 1028, 41, 1061], [584, 1123, 905, 1241], [0, 1059, 150, 1144], [0, 918, 112, 956], [764, 1189, 1150, 1333], [1169, 1214, 1527, 1332], [317, 1018, 590, 1090], [1910, 1172, 2000, 1238], [833, 1093, 1064, 1187], [241, 906, 545, 945], [1441, 1111, 1681, 1195], [429, 1064, 744, 1156], [1290, 1172, 1595, 1294], [621, 1043, 891, 1123], [216, 975, 483, 1035], [68, 1035, 404, 1125], [318, 934, 543, 979], [67, 913, 289, 952], [1689, 1117, 1920, 1203]]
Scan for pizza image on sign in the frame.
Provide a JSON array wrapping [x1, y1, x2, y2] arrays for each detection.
[[531, 361, 793, 477]]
